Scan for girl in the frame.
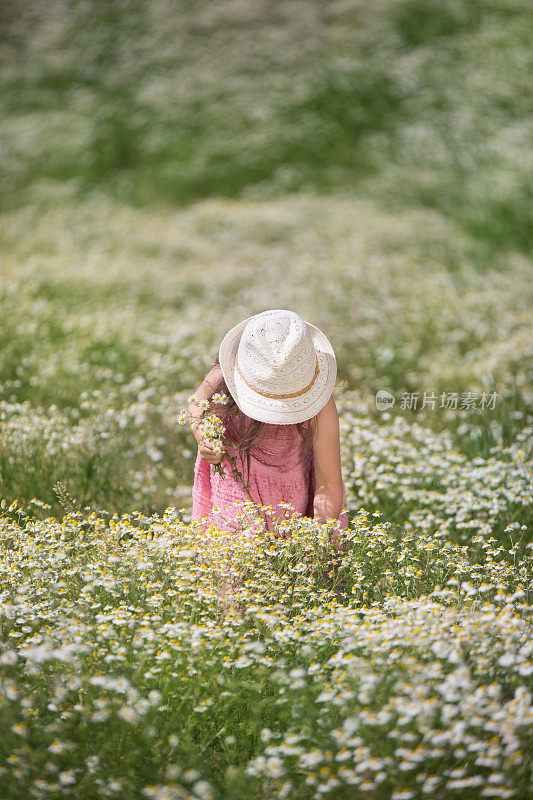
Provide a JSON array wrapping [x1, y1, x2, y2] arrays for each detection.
[[187, 309, 349, 535]]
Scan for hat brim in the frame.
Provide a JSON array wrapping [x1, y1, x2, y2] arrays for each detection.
[[218, 309, 337, 424]]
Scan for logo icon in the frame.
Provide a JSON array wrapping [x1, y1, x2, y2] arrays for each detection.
[[376, 390, 395, 411]]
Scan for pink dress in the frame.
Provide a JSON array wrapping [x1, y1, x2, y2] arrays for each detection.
[[191, 411, 349, 535]]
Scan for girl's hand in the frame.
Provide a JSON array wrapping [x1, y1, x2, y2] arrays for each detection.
[[198, 440, 226, 465]]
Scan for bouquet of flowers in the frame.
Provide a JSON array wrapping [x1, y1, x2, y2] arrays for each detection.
[[177, 392, 258, 507], [178, 393, 228, 476]]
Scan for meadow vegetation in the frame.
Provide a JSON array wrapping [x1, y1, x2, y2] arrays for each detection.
[[1, 502, 531, 798]]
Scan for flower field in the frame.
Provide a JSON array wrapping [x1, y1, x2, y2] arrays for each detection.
[[1, 0, 532, 797], [1, 500, 531, 799]]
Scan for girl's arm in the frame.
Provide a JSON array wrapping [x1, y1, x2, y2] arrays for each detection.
[[312, 394, 344, 524], [187, 364, 226, 465]]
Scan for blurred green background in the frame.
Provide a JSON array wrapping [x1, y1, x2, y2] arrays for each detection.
[[2, 0, 532, 254]]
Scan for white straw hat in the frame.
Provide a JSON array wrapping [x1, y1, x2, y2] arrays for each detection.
[[218, 309, 337, 424]]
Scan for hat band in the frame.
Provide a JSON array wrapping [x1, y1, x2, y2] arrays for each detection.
[[235, 354, 320, 399]]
